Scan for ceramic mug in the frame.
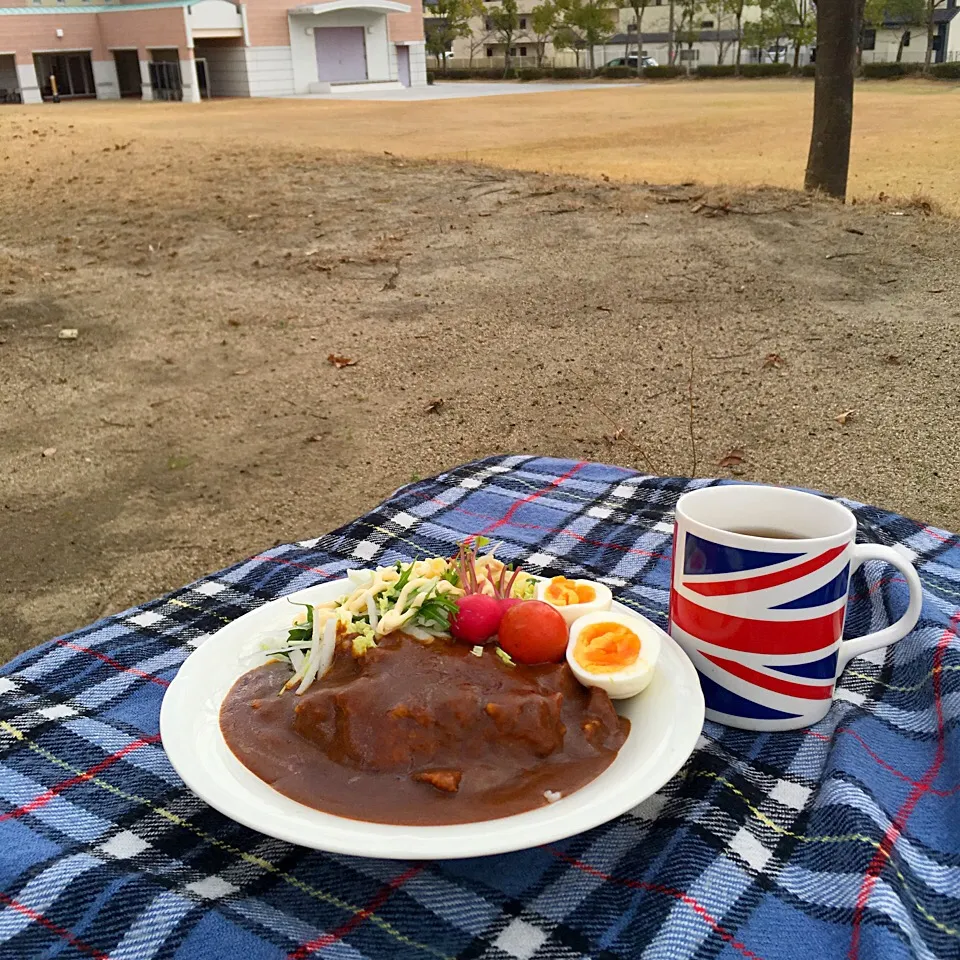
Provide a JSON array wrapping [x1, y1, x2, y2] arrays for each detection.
[[668, 485, 923, 731]]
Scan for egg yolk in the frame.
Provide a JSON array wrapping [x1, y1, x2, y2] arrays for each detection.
[[574, 622, 641, 674], [544, 576, 597, 607]]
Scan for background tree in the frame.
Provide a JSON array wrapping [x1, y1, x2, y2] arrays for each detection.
[[668, 0, 677, 62], [675, 0, 702, 71], [923, 0, 947, 72], [761, 0, 795, 61], [553, 24, 586, 65], [627, 0, 653, 74], [530, 0, 560, 65], [723, 0, 755, 72], [712, 0, 733, 63], [466, 17, 496, 64], [426, 0, 485, 69], [559, 0, 617, 72], [489, 0, 521, 72], [804, 0, 859, 198], [864, 0, 924, 61], [787, 0, 816, 66]]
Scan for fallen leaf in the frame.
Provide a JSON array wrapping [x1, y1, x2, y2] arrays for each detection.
[[884, 354, 901, 365], [306, 435, 323, 443], [167, 454, 193, 470], [762, 352, 785, 369], [835, 410, 855, 425], [718, 449, 746, 468], [227, 318, 241, 327], [58, 328, 79, 340], [41, 447, 57, 458], [327, 353, 358, 369], [424, 398, 444, 414]]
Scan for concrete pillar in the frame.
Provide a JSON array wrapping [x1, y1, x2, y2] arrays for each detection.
[[16, 62, 42, 104], [407, 40, 427, 86], [180, 54, 201, 102], [92, 59, 121, 100], [139, 58, 154, 100]]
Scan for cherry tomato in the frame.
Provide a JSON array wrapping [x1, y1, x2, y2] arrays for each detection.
[[497, 600, 569, 665]]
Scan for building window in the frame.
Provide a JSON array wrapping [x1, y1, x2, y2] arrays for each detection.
[[519, 45, 527, 55], [862, 28, 876, 50], [484, 17, 492, 28], [701, 19, 714, 26], [679, 48, 699, 60], [519, 16, 526, 28], [509, 46, 516, 55], [486, 46, 493, 56], [902, 30, 911, 45]]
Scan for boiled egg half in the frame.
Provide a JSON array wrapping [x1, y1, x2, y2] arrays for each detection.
[[566, 611, 661, 699], [535, 576, 612, 626]]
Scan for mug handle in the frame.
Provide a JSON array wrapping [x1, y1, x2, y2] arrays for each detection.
[[837, 544, 924, 671]]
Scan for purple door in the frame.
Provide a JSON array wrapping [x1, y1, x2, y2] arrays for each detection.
[[315, 26, 367, 83], [396, 44, 411, 87]]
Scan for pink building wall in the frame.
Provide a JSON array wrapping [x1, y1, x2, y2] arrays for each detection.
[[387, 0, 424, 44], [8, 15, 108, 65], [98, 8, 189, 59]]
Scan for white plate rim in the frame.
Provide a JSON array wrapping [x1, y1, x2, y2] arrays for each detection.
[[160, 576, 705, 859]]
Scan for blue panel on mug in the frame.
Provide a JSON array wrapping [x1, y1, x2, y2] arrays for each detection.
[[682, 532, 804, 576], [767, 651, 839, 680], [697, 671, 802, 720], [772, 565, 850, 610]]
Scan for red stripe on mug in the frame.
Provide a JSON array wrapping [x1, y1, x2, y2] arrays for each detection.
[[684, 544, 847, 597], [671, 590, 844, 655], [699, 651, 835, 700]]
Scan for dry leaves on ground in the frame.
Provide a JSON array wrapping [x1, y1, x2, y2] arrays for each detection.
[[835, 410, 856, 425], [327, 353, 358, 369], [718, 449, 746, 468], [763, 353, 785, 369]]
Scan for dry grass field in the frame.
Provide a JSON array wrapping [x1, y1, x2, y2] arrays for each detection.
[[1, 80, 959, 659], [4, 78, 959, 210]]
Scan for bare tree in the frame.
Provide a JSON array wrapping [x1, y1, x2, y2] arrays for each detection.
[[804, 0, 859, 198], [627, 0, 653, 74], [489, 0, 521, 73], [530, 0, 560, 65], [668, 0, 677, 63], [426, 0, 486, 69], [723, 0, 754, 73], [865, 0, 926, 62], [923, 0, 947, 72]]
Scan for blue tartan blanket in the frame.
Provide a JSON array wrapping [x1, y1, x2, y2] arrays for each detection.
[[1, 455, 958, 960]]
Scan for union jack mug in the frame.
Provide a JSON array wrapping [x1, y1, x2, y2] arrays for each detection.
[[669, 485, 923, 731]]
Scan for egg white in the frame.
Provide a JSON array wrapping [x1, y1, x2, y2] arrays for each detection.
[[535, 577, 613, 626], [566, 611, 661, 700]]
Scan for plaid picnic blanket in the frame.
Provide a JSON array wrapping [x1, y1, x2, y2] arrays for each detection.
[[1, 454, 958, 960]]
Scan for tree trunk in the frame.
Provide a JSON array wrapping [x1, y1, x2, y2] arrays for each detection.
[[896, 33, 906, 62], [668, 0, 676, 64], [804, 0, 858, 199], [637, 9, 645, 75], [735, 12, 742, 74], [504, 36, 512, 74], [589, 41, 596, 73], [793, 37, 801, 69], [924, 0, 935, 72], [855, 0, 866, 65]]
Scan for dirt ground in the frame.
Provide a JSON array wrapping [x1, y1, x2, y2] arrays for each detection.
[[1, 94, 959, 660]]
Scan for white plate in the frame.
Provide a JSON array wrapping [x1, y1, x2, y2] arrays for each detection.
[[160, 577, 705, 860]]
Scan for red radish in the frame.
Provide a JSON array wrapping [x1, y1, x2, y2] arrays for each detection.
[[450, 594, 503, 645], [499, 597, 524, 615]]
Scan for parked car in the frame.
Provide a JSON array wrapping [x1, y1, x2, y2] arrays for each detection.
[[606, 55, 659, 69]]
